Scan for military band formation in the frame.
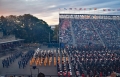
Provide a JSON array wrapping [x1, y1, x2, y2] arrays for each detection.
[[2, 51, 22, 68], [29, 48, 69, 67], [1, 47, 120, 77]]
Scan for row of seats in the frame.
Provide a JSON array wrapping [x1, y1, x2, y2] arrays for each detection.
[[59, 18, 120, 47]]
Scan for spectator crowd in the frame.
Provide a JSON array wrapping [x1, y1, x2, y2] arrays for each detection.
[[66, 46, 120, 77], [59, 18, 120, 48]]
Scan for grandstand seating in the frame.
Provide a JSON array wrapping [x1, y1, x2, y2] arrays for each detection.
[[59, 15, 120, 49]]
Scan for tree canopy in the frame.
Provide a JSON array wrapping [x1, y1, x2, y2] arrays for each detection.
[[0, 14, 53, 43]]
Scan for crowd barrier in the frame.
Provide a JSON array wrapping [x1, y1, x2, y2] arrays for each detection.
[[0, 74, 120, 77]]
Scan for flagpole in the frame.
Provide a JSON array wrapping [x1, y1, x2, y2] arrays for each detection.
[[74, 8, 75, 14], [115, 8, 116, 15], [59, 8, 60, 15], [58, 8, 60, 49], [64, 8, 65, 14], [64, 9, 66, 14], [94, 8, 95, 15], [117, 9, 120, 15], [95, 8, 96, 15], [104, 10, 105, 14], [98, 8, 99, 15], [58, 8, 59, 48], [111, 8, 113, 15], [100, 9, 102, 15], [102, 9, 105, 15], [115, 9, 117, 15], [69, 8, 70, 14], [103, 9, 104, 15], [89, 8, 90, 15], [75, 8, 76, 14], [84, 8, 85, 14], [73, 9, 75, 14], [69, 8, 72, 14], [79, 8, 82, 14], [79, 8, 80, 14], [116, 9, 117, 15], [58, 13, 60, 54], [112, 9, 113, 15]]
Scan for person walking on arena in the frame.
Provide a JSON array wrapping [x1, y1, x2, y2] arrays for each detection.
[[37, 73, 45, 77], [18, 61, 21, 69]]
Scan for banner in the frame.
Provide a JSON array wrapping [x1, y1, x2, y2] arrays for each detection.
[[103, 9, 106, 11], [79, 8, 82, 10], [94, 8, 97, 10], [69, 8, 72, 10], [64, 8, 67, 10]]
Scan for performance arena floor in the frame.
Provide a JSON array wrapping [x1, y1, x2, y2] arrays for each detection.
[[0, 47, 61, 77], [1, 47, 119, 77]]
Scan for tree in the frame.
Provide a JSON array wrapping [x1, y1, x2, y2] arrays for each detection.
[[53, 25, 59, 42], [0, 14, 54, 43]]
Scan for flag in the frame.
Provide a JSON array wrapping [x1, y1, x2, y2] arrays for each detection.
[[61, 19, 70, 30], [112, 9, 115, 11], [74, 8, 77, 10], [108, 9, 111, 11], [89, 8, 92, 10], [117, 9, 120, 11], [64, 8, 67, 10], [79, 8, 82, 10], [103, 9, 106, 11], [94, 8, 97, 10], [69, 8, 72, 10]]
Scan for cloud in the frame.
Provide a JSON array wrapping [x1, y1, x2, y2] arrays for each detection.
[[0, 0, 120, 25], [48, 5, 57, 8]]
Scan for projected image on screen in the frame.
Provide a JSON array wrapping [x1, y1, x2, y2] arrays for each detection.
[[59, 18, 73, 45]]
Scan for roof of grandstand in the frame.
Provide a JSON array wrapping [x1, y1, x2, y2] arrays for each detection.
[[0, 39, 24, 44]]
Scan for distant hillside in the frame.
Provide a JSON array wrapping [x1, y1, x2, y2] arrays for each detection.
[[0, 14, 53, 43]]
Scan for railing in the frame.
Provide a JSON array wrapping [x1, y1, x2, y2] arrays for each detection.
[[1, 74, 120, 77], [112, 21, 120, 37], [0, 74, 77, 77], [90, 21, 105, 47]]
